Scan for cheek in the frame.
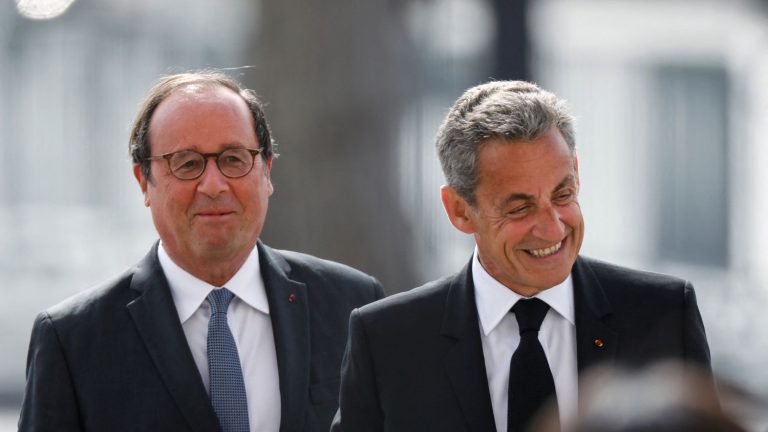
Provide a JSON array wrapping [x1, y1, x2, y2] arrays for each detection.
[[151, 183, 194, 216], [497, 220, 530, 245], [235, 183, 269, 216], [562, 204, 583, 227]]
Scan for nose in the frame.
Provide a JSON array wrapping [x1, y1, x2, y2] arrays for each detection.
[[530, 205, 566, 242], [196, 157, 229, 198]]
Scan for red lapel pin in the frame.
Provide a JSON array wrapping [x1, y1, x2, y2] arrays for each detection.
[[288, 293, 297, 303], [594, 338, 604, 348]]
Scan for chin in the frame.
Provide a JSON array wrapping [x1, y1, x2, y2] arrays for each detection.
[[527, 269, 570, 289], [192, 239, 237, 255]]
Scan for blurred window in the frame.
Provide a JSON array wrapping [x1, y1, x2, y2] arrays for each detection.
[[653, 65, 729, 267]]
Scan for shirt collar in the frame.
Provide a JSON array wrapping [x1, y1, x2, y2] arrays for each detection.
[[472, 247, 575, 336], [158, 242, 270, 323]]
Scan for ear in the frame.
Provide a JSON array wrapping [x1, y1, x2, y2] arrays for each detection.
[[264, 156, 274, 197], [440, 185, 477, 234], [573, 151, 580, 186], [133, 164, 151, 207]]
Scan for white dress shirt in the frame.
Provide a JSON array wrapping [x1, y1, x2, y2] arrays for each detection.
[[473, 249, 578, 432], [159, 242, 281, 432]]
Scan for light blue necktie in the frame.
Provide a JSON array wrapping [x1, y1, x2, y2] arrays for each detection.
[[207, 288, 250, 432]]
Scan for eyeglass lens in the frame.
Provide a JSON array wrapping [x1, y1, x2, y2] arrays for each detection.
[[169, 148, 255, 179]]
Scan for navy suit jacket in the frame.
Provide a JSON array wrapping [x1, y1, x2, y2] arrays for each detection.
[[332, 256, 711, 432], [20, 241, 384, 432]]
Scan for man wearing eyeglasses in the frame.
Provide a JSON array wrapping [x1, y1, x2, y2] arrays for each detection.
[[19, 72, 384, 432]]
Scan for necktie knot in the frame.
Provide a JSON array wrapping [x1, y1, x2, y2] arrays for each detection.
[[208, 288, 235, 316], [512, 298, 550, 334]]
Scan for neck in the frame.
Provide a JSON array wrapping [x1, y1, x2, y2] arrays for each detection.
[[164, 247, 253, 287]]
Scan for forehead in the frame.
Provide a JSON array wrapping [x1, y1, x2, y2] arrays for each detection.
[[148, 85, 256, 151], [475, 128, 576, 200]]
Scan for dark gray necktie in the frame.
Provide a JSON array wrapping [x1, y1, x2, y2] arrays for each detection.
[[507, 298, 559, 432], [207, 288, 250, 432]]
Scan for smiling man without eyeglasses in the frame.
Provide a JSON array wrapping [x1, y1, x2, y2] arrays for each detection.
[[332, 81, 711, 432]]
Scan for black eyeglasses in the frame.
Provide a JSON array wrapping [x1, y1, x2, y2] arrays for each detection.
[[145, 147, 264, 180]]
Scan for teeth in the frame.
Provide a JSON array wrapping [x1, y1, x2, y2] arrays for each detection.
[[528, 241, 562, 258]]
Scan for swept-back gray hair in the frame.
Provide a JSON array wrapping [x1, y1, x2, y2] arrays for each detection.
[[129, 71, 276, 182], [436, 80, 575, 205]]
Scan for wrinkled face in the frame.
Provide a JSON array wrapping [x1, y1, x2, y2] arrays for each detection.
[[442, 128, 583, 296], [134, 86, 273, 267]]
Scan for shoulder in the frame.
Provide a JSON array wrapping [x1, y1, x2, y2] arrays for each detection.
[[578, 256, 688, 287], [272, 248, 378, 284], [576, 256, 694, 307], [353, 273, 455, 329], [265, 246, 384, 301], [40, 266, 138, 331], [41, 243, 163, 326], [362, 274, 452, 313]]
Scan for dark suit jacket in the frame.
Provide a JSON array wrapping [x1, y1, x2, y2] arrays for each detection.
[[332, 256, 711, 432], [20, 241, 384, 432]]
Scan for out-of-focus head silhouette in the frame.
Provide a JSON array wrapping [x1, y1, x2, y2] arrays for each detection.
[[533, 362, 745, 432]]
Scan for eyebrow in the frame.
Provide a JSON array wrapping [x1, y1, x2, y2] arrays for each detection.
[[498, 174, 576, 208], [554, 174, 576, 192]]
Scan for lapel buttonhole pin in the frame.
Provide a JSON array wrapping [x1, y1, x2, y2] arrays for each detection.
[[594, 338, 604, 348], [288, 293, 297, 303]]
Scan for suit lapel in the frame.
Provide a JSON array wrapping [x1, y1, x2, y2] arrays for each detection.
[[258, 242, 310, 432], [441, 261, 497, 432], [126, 243, 221, 432], [572, 257, 618, 377]]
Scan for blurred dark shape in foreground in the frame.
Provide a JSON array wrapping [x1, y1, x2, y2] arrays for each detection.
[[533, 362, 755, 432]]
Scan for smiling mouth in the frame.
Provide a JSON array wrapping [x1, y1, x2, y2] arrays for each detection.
[[525, 241, 563, 258], [196, 210, 234, 218]]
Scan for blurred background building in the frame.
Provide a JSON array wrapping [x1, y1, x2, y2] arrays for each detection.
[[2, 0, 767, 429]]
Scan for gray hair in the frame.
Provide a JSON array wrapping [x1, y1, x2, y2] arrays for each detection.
[[435, 80, 575, 205], [129, 71, 276, 182]]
